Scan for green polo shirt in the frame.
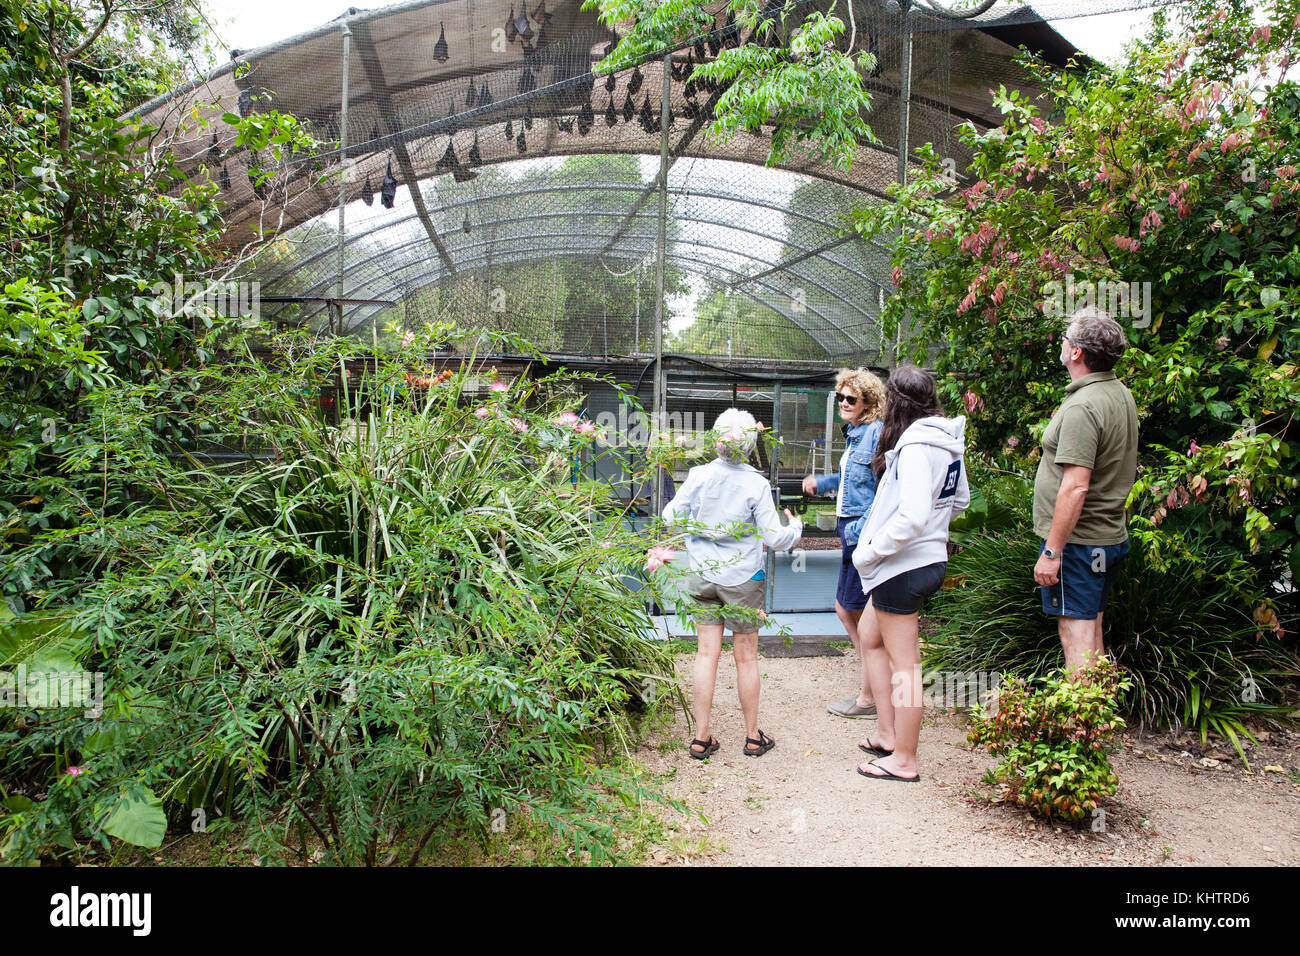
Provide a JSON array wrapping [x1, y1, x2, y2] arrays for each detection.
[[1033, 371, 1138, 546]]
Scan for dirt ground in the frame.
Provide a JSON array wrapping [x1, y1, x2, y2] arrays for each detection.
[[636, 649, 1300, 866]]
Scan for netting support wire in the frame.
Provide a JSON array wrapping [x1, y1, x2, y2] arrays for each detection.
[[651, 53, 672, 522]]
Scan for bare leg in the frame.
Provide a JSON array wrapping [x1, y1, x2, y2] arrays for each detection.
[[732, 631, 760, 743], [690, 624, 724, 753], [1059, 615, 1105, 672], [857, 599, 894, 751], [858, 609, 922, 778], [835, 600, 873, 706]]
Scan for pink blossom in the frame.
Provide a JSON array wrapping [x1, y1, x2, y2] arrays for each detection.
[[892, 266, 903, 287], [1188, 440, 1201, 456], [962, 390, 985, 414], [474, 406, 492, 419], [489, 381, 509, 393], [508, 418, 528, 433], [1007, 435, 1020, 448], [644, 545, 678, 572], [401, 331, 415, 347], [574, 421, 596, 435], [555, 411, 580, 426], [65, 766, 84, 777]]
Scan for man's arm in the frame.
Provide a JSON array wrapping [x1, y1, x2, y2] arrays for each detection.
[[1033, 464, 1092, 586]]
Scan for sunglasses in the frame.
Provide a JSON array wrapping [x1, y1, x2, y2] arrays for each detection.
[[833, 392, 861, 406]]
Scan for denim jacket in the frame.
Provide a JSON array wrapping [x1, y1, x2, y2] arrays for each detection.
[[814, 419, 883, 546]]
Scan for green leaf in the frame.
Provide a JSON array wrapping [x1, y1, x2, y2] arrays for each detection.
[[82, 297, 100, 319], [101, 788, 167, 849]]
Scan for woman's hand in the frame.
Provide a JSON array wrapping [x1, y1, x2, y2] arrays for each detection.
[[801, 474, 818, 495]]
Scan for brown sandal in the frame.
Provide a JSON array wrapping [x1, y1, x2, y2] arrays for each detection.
[[688, 736, 719, 759], [743, 730, 775, 757]]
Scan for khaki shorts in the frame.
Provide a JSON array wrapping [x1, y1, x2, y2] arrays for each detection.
[[684, 574, 766, 634]]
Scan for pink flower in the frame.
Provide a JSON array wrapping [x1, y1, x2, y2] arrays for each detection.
[[1188, 440, 1201, 456], [489, 381, 509, 393], [892, 266, 903, 287], [675, 435, 691, 447], [644, 545, 678, 572], [574, 421, 596, 435], [508, 418, 528, 433], [65, 766, 84, 777], [474, 406, 492, 419], [1007, 435, 1020, 448], [962, 390, 984, 414], [555, 411, 580, 426], [401, 331, 415, 347]]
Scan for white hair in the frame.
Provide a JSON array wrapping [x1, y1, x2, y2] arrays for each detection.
[[712, 408, 759, 463]]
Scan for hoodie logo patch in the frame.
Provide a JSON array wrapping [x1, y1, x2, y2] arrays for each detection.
[[939, 460, 961, 501]]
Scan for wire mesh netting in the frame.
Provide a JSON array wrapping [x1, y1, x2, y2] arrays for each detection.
[[129, 0, 1184, 366]]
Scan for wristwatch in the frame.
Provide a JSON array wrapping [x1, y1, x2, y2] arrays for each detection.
[[1043, 547, 1061, 559]]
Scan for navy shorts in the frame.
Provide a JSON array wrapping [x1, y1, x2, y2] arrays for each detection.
[[1040, 540, 1129, 620], [835, 517, 869, 611], [869, 561, 948, 615]]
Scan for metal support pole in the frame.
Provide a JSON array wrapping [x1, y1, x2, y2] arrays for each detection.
[[650, 52, 671, 521], [824, 390, 834, 474], [766, 380, 782, 614], [336, 23, 352, 330], [894, 1, 914, 364]]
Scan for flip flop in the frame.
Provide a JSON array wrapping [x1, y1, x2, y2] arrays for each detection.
[[857, 738, 894, 757], [857, 758, 919, 783], [688, 736, 719, 760]]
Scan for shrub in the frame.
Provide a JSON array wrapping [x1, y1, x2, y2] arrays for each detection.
[[1, 330, 681, 865], [968, 657, 1130, 823]]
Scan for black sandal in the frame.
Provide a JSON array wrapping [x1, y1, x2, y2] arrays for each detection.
[[743, 730, 775, 757], [688, 736, 719, 759]]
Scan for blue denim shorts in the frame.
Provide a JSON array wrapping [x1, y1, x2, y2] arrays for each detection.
[[835, 517, 869, 611], [1040, 540, 1129, 620]]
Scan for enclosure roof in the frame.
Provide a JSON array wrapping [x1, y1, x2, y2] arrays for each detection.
[[124, 1, 1172, 360]]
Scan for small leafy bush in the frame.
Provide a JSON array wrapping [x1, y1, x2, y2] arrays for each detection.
[[969, 657, 1130, 823]]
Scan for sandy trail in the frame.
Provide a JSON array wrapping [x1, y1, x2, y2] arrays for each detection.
[[635, 650, 1300, 866]]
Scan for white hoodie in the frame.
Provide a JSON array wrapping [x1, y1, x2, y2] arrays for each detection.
[[851, 416, 969, 594]]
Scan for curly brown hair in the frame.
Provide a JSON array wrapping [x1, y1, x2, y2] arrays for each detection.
[[834, 368, 886, 423]]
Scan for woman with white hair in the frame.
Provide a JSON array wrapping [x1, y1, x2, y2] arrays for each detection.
[[663, 408, 803, 759]]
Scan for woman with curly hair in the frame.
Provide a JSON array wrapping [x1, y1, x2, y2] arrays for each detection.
[[851, 366, 969, 783], [801, 368, 887, 719]]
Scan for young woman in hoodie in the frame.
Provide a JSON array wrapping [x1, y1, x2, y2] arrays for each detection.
[[850, 366, 969, 783]]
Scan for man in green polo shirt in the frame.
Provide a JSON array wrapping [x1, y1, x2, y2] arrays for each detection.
[[1032, 306, 1139, 671]]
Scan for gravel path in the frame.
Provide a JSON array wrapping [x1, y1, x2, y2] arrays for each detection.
[[636, 651, 1300, 866]]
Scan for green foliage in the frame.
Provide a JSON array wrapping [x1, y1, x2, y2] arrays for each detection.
[[852, 0, 1300, 634], [969, 657, 1129, 823], [0, 329, 683, 865], [587, 0, 876, 169]]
